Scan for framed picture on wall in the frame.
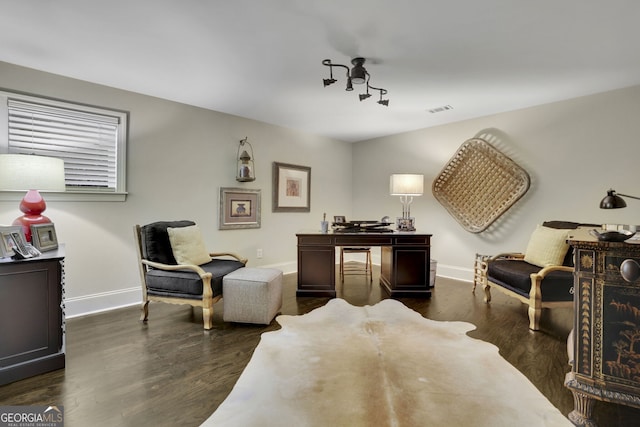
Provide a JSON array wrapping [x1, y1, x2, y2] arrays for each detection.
[[272, 162, 311, 212], [219, 187, 261, 229]]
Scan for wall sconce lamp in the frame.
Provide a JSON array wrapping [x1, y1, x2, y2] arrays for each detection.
[[390, 174, 424, 231], [322, 57, 389, 105], [0, 154, 65, 241], [236, 137, 256, 182], [599, 189, 640, 209]]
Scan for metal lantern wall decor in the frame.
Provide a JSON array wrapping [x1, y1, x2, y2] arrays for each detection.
[[236, 137, 255, 182]]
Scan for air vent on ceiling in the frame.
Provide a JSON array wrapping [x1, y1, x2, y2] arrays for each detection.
[[427, 105, 453, 114]]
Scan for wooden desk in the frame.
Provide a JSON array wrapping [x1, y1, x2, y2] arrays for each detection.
[[296, 231, 432, 298], [0, 246, 65, 385]]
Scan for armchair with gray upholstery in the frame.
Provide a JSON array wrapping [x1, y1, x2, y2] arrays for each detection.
[[134, 220, 247, 330], [474, 221, 597, 331]]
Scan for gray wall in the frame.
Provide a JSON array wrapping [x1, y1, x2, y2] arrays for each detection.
[[352, 85, 640, 279], [2, 60, 640, 317], [0, 61, 353, 317]]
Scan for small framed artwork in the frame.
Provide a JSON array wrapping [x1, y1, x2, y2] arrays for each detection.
[[0, 225, 25, 258], [396, 217, 416, 232], [219, 187, 261, 230], [31, 223, 59, 251], [272, 162, 311, 212], [334, 216, 346, 223]]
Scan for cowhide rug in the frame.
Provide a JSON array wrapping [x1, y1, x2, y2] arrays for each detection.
[[202, 298, 572, 427]]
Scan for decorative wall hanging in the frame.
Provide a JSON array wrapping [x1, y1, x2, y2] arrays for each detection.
[[219, 187, 261, 229], [432, 138, 530, 233], [236, 137, 256, 182], [272, 162, 311, 212]]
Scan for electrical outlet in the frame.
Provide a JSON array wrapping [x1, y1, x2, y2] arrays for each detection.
[[257, 248, 263, 259]]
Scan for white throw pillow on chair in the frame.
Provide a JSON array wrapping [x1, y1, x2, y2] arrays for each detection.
[[167, 225, 212, 266], [524, 225, 569, 267]]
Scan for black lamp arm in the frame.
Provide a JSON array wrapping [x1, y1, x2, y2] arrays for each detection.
[[618, 193, 640, 201], [367, 82, 387, 96], [322, 59, 350, 77]]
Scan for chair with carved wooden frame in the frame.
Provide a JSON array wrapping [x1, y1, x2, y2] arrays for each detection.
[[134, 220, 247, 330], [474, 221, 597, 331]]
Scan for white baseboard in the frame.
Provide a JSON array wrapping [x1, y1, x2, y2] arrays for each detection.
[[436, 263, 474, 283], [65, 287, 141, 319], [255, 260, 297, 275], [65, 261, 472, 319]]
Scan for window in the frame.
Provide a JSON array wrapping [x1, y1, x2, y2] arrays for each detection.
[[0, 90, 128, 201]]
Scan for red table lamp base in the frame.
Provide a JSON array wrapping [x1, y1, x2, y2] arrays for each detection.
[[12, 189, 52, 242]]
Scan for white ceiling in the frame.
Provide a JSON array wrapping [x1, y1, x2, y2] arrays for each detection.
[[2, 1, 640, 142]]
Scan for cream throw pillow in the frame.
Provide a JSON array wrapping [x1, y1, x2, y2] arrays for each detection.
[[167, 225, 212, 266], [524, 225, 569, 268]]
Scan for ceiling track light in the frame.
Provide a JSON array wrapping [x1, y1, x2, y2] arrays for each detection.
[[322, 57, 389, 106]]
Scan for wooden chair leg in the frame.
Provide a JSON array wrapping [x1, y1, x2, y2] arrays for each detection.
[[340, 248, 345, 283], [482, 283, 492, 303], [140, 301, 149, 322], [528, 305, 542, 331], [202, 307, 213, 330], [529, 274, 543, 330]]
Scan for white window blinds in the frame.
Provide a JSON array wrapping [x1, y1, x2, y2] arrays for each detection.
[[7, 99, 122, 191]]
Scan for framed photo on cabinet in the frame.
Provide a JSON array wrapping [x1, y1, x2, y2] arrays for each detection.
[[31, 223, 59, 252], [0, 225, 25, 258]]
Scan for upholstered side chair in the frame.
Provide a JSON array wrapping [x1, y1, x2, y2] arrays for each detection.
[[134, 220, 247, 330], [475, 221, 597, 331]]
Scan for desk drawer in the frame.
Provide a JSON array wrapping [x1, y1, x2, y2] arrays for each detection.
[[334, 236, 393, 246], [394, 235, 431, 245], [298, 236, 333, 245]]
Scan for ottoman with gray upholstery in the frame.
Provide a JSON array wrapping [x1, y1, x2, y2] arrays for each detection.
[[223, 267, 283, 324]]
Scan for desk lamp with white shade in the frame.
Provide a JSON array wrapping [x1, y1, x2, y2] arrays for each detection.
[[390, 174, 424, 231], [0, 154, 65, 242]]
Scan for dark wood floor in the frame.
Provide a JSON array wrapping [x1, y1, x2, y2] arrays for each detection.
[[2, 265, 639, 426]]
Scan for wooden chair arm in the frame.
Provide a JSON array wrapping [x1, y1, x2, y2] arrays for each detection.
[[210, 252, 248, 265], [488, 252, 525, 262], [534, 264, 574, 279], [141, 259, 208, 277]]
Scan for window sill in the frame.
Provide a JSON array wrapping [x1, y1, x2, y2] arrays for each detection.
[[0, 191, 128, 202]]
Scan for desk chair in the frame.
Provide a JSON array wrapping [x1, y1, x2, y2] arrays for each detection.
[[340, 247, 372, 283]]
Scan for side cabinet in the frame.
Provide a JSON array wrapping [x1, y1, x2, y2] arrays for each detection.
[[0, 247, 65, 385], [565, 239, 640, 425]]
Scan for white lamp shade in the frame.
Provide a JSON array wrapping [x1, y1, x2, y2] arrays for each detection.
[[390, 174, 424, 196], [0, 154, 65, 191]]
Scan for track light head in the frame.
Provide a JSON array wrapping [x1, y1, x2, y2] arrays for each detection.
[[350, 58, 367, 84], [378, 99, 389, 106], [323, 78, 336, 87], [359, 93, 371, 101], [345, 78, 353, 91]]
